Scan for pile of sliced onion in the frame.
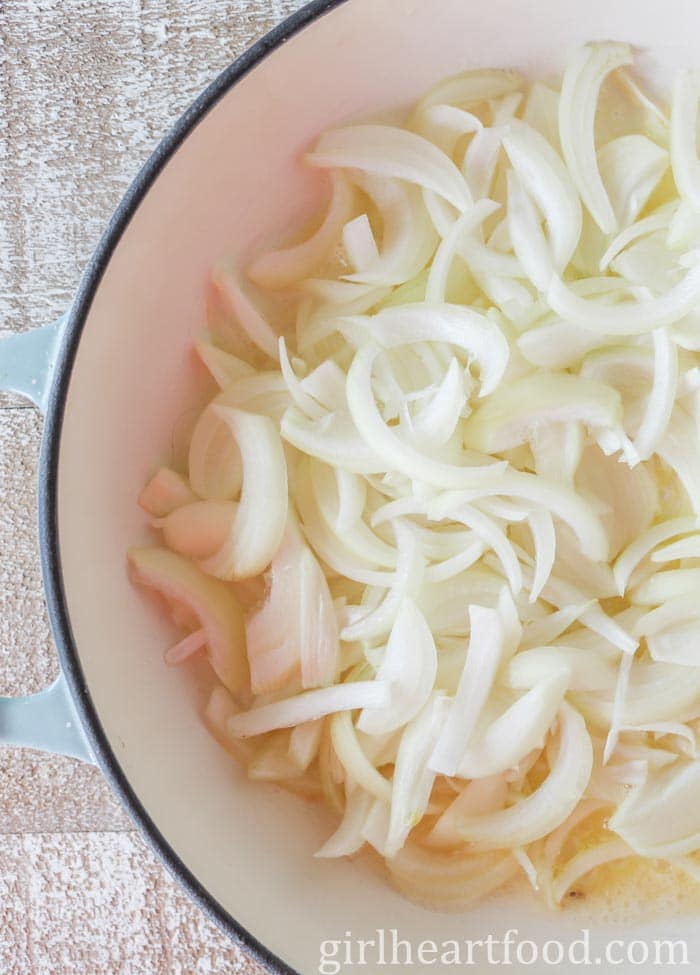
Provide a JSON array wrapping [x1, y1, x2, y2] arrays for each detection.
[[131, 43, 700, 913]]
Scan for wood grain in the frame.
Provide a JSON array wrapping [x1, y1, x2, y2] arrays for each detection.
[[0, 1, 307, 971]]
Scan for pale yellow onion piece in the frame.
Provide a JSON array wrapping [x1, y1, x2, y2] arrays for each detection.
[[409, 358, 466, 448], [652, 532, 700, 562], [575, 444, 658, 560], [547, 266, 700, 334], [315, 786, 374, 858], [671, 70, 700, 214], [429, 605, 504, 776], [457, 671, 569, 779], [330, 712, 392, 803], [339, 522, 424, 643], [551, 839, 634, 904], [386, 692, 449, 857], [531, 422, 584, 486], [428, 775, 508, 849], [458, 703, 593, 849], [340, 302, 510, 396], [414, 104, 482, 156], [518, 320, 615, 369], [138, 467, 198, 518], [306, 124, 472, 212], [343, 176, 438, 287], [245, 517, 305, 695], [558, 42, 633, 233], [600, 203, 677, 271], [447, 503, 522, 595], [212, 268, 280, 360], [523, 81, 562, 152], [298, 546, 340, 688], [429, 473, 609, 563], [424, 199, 500, 304], [610, 758, 700, 857], [158, 500, 237, 561], [128, 546, 248, 698], [502, 118, 582, 269], [199, 407, 287, 580], [189, 371, 292, 501], [646, 620, 700, 667], [387, 844, 519, 911], [519, 601, 594, 650], [506, 169, 553, 292], [342, 213, 379, 273], [356, 598, 437, 736], [668, 200, 700, 249], [248, 171, 355, 288], [229, 681, 389, 738], [574, 661, 700, 729], [164, 627, 208, 666], [346, 345, 507, 492], [195, 343, 255, 390], [658, 405, 700, 514], [597, 134, 669, 228], [462, 373, 622, 454], [631, 568, 700, 607], [281, 408, 387, 476], [506, 646, 614, 692], [462, 126, 506, 201], [410, 68, 523, 122], [289, 719, 324, 771], [309, 460, 397, 568], [613, 516, 700, 595], [277, 338, 325, 421]]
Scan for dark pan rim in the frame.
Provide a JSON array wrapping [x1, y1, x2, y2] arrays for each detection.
[[38, 2, 349, 973]]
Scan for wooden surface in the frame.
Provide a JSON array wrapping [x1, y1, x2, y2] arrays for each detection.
[[0, 2, 306, 972]]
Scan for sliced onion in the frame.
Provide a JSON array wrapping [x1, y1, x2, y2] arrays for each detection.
[[386, 693, 448, 857], [249, 172, 355, 288], [610, 758, 700, 857], [212, 268, 280, 360], [558, 42, 633, 233], [551, 839, 633, 903], [139, 467, 198, 517], [129, 546, 248, 698], [597, 134, 669, 229], [330, 712, 392, 803], [357, 598, 437, 735], [199, 407, 287, 580], [315, 786, 374, 858], [425, 200, 500, 304], [229, 680, 389, 738], [429, 605, 504, 776], [343, 177, 437, 287], [196, 343, 255, 390], [507, 169, 553, 292], [671, 70, 700, 214], [340, 302, 509, 396], [457, 671, 569, 778], [462, 373, 622, 453], [502, 118, 582, 269], [428, 775, 508, 849], [458, 703, 593, 849], [613, 516, 700, 595], [547, 267, 700, 334], [158, 500, 237, 561], [346, 344, 507, 490], [307, 124, 472, 212]]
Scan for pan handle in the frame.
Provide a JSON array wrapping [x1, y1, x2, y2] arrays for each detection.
[[0, 316, 95, 764]]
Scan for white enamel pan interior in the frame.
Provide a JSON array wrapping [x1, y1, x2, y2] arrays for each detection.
[[49, 0, 700, 971]]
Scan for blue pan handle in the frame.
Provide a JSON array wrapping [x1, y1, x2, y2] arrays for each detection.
[[0, 316, 94, 764]]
